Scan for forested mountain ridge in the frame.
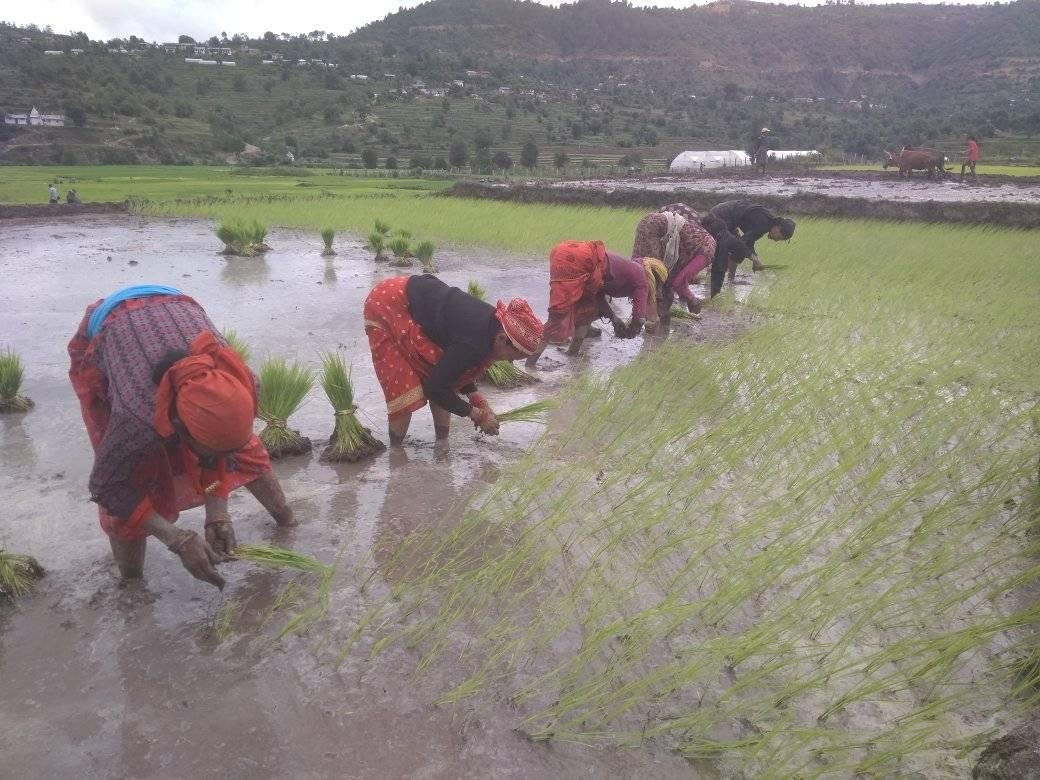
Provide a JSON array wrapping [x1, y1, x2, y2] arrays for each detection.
[[2, 0, 1038, 168]]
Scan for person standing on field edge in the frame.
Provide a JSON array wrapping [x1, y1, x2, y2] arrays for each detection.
[[960, 136, 979, 181], [48, 183, 59, 205], [750, 128, 771, 174]]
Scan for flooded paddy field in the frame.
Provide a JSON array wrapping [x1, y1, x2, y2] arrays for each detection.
[[0, 215, 739, 779]]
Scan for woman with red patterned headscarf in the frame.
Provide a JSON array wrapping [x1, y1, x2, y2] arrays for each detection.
[[68, 285, 296, 590], [364, 274, 543, 444]]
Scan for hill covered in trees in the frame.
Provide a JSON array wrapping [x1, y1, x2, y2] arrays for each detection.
[[2, 0, 1039, 169]]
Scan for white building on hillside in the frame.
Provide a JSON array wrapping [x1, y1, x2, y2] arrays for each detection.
[[3, 107, 66, 127]]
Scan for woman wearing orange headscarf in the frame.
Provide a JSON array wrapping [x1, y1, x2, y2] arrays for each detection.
[[68, 285, 296, 589]]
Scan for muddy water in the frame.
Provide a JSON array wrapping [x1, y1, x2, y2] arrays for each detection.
[[559, 174, 1040, 204], [0, 216, 746, 778]]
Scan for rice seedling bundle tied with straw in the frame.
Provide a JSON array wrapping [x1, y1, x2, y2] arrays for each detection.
[[414, 240, 437, 273], [221, 328, 252, 366], [466, 281, 538, 388], [216, 217, 269, 257], [0, 349, 34, 413], [0, 550, 45, 599], [319, 351, 385, 462], [388, 236, 412, 267], [320, 227, 336, 256], [258, 357, 313, 458]]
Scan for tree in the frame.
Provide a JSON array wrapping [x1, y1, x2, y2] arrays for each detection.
[[473, 127, 493, 152], [361, 148, 379, 168], [178, 35, 195, 44], [449, 140, 469, 168], [520, 139, 539, 170], [553, 151, 570, 171], [492, 150, 513, 170], [233, 74, 247, 92], [385, 156, 397, 170], [66, 103, 87, 128]]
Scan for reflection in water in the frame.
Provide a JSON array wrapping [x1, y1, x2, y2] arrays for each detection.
[[0, 416, 39, 474], [323, 259, 338, 285], [221, 256, 271, 287]]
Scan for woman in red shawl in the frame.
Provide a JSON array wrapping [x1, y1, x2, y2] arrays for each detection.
[[68, 285, 296, 590], [364, 274, 543, 444], [525, 240, 649, 367]]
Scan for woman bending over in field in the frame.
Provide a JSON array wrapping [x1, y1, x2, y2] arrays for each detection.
[[701, 200, 796, 295], [526, 240, 653, 366], [631, 205, 718, 319], [364, 274, 543, 444], [68, 285, 296, 590]]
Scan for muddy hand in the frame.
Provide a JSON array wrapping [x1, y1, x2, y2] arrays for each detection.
[[168, 530, 226, 589], [246, 471, 297, 527], [205, 519, 237, 557]]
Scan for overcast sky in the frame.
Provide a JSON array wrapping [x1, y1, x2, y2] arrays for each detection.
[[0, 0, 987, 43]]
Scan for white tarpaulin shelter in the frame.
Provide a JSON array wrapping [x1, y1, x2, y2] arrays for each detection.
[[670, 150, 750, 172], [767, 149, 822, 160]]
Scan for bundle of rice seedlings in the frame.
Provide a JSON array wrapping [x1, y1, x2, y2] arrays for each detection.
[[367, 232, 388, 262], [374, 219, 391, 236], [388, 236, 412, 267], [393, 228, 413, 240], [258, 357, 314, 458], [320, 227, 336, 256], [0, 349, 34, 413], [670, 306, 701, 321], [414, 240, 437, 272], [221, 328, 252, 365], [216, 217, 269, 256], [319, 351, 385, 462], [0, 550, 45, 599], [496, 400, 552, 424], [466, 282, 537, 388], [234, 543, 332, 576]]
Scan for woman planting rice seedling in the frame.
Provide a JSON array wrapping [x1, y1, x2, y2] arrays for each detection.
[[0, 349, 34, 413], [526, 241, 651, 367], [467, 281, 537, 387], [631, 206, 717, 316], [319, 351, 385, 461], [701, 199, 796, 293], [257, 357, 314, 459], [68, 284, 297, 590], [363, 274, 543, 444]]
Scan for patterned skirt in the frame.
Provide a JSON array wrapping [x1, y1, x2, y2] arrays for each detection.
[[364, 276, 494, 420]]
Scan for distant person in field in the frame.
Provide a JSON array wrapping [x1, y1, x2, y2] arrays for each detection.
[[526, 240, 651, 366], [364, 274, 542, 443], [630, 205, 717, 318], [960, 136, 979, 181], [48, 183, 59, 205], [750, 128, 771, 174], [68, 285, 297, 590], [66, 189, 80, 204], [701, 200, 796, 295]]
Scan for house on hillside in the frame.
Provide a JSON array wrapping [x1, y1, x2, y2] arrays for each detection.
[[3, 107, 66, 127], [43, 50, 64, 56]]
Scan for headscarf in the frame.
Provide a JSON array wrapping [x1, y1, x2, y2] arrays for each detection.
[[495, 298, 544, 355], [661, 211, 687, 271], [154, 330, 257, 452]]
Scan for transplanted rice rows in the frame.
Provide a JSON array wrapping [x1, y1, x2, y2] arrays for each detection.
[[329, 219, 1039, 777]]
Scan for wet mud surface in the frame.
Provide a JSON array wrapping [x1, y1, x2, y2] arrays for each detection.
[[0, 216, 748, 778], [560, 172, 1040, 205]]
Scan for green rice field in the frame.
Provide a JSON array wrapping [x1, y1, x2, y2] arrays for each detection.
[[5, 164, 1039, 775]]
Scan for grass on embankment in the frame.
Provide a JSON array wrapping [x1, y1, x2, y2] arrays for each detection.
[[345, 217, 1040, 777], [0, 164, 449, 205]]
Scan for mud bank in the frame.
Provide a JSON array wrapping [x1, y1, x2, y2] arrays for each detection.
[[0, 215, 734, 779], [0, 202, 128, 219], [450, 180, 1040, 227]]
